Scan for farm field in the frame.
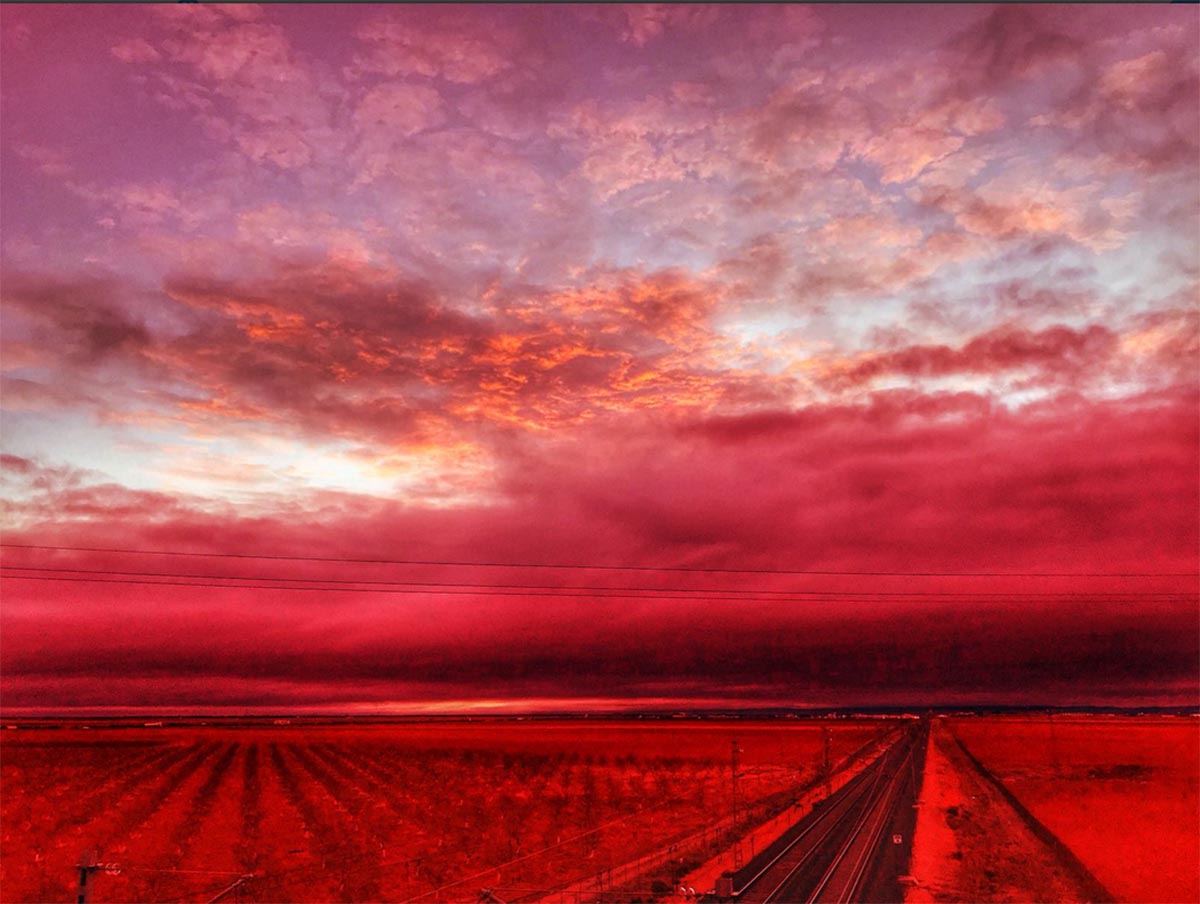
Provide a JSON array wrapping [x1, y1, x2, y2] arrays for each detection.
[[0, 718, 888, 903], [948, 716, 1200, 904]]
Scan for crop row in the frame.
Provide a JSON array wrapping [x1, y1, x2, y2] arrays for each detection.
[[2, 727, 880, 903]]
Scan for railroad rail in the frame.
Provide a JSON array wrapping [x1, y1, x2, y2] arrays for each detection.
[[717, 722, 925, 904]]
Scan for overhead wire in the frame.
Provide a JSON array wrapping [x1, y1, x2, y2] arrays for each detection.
[[2, 571, 1194, 603], [2, 542, 1193, 577], [0, 564, 1192, 598]]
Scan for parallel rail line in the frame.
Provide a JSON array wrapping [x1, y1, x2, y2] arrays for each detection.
[[726, 725, 923, 904]]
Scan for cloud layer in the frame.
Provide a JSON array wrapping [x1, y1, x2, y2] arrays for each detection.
[[1, 4, 1197, 711]]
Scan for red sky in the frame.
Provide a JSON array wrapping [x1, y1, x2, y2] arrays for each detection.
[[1, 4, 1197, 714]]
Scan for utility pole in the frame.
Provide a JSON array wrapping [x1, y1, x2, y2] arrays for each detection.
[[75, 851, 120, 904], [1047, 712, 1060, 776], [731, 739, 743, 870], [76, 851, 97, 904], [822, 726, 832, 798]]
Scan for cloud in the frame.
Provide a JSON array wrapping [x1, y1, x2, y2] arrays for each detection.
[[1, 4, 1196, 713], [3, 258, 753, 449], [349, 10, 519, 84], [942, 6, 1084, 91], [110, 37, 160, 64], [1, 272, 155, 366], [857, 127, 965, 185], [617, 5, 720, 48], [913, 176, 1132, 251], [2, 383, 1197, 709], [742, 76, 864, 175], [115, 7, 342, 172], [1065, 39, 1199, 177], [0, 454, 36, 476], [10, 142, 74, 178], [825, 323, 1119, 388], [353, 81, 444, 137], [4, 595, 1196, 710], [6, 385, 1197, 578]]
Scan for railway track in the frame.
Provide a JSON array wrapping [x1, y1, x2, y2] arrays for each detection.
[[718, 722, 926, 904]]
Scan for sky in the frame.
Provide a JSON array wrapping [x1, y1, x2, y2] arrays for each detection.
[[1, 4, 1197, 714]]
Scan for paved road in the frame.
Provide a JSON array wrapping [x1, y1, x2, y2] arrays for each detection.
[[716, 722, 926, 904]]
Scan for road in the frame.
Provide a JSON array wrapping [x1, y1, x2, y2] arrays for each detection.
[[715, 721, 926, 904]]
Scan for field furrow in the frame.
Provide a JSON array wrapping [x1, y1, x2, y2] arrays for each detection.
[[2, 718, 951, 904]]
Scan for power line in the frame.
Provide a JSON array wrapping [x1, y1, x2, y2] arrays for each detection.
[[2, 543, 1193, 578], [2, 573, 1194, 603], [121, 866, 246, 877], [0, 565, 1192, 599]]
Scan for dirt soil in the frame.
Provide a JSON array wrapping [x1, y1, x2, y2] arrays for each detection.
[[906, 719, 1097, 903], [0, 719, 883, 904], [950, 716, 1200, 904]]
